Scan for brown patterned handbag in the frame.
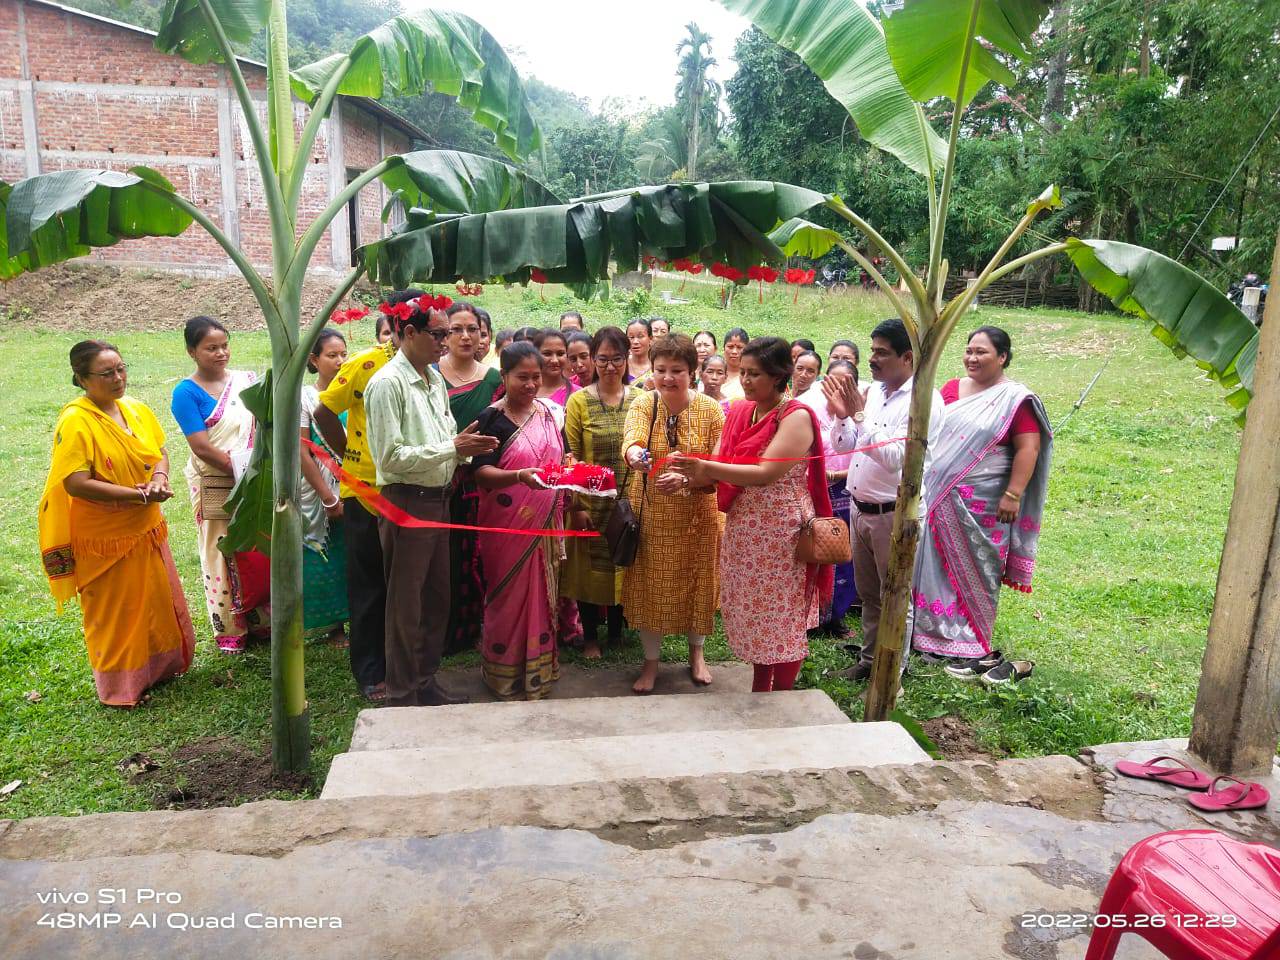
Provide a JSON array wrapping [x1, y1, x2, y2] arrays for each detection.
[[795, 514, 852, 564]]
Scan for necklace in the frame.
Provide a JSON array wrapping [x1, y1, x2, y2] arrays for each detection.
[[503, 399, 536, 429], [442, 354, 481, 384]]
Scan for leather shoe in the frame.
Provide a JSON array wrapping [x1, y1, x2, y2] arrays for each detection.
[[417, 677, 469, 706], [840, 662, 873, 682]]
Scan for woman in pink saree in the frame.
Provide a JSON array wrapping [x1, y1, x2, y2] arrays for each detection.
[[473, 342, 579, 699]]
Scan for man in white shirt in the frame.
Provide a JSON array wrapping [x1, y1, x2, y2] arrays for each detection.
[[822, 319, 946, 681]]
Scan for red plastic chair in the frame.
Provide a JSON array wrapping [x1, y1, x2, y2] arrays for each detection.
[[1085, 829, 1280, 960]]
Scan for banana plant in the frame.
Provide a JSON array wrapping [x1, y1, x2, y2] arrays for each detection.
[[2, 0, 548, 773], [717, 0, 1259, 719]]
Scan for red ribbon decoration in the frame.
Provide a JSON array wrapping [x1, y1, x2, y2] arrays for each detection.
[[302, 438, 599, 538], [644, 436, 908, 477], [302, 435, 908, 537]]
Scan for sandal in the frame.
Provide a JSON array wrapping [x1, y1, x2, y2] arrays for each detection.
[[1114, 756, 1213, 791], [216, 635, 246, 654], [944, 650, 1006, 680], [1187, 775, 1271, 812], [980, 659, 1034, 686]]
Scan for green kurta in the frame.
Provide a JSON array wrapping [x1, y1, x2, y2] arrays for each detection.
[[560, 385, 640, 605]]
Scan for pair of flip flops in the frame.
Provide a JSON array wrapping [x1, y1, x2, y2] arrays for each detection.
[[1114, 755, 1271, 812]]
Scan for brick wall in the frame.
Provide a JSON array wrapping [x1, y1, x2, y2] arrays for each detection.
[[1, 0, 416, 276]]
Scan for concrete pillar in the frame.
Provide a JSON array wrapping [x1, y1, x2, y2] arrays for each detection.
[[16, 1, 41, 178], [215, 72, 241, 250], [965, 277, 979, 310], [327, 104, 349, 270], [1188, 228, 1280, 776]]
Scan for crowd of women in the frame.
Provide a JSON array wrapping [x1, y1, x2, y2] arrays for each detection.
[[39, 294, 1052, 708]]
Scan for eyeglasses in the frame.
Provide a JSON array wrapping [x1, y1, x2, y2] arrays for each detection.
[[87, 364, 128, 379], [422, 328, 449, 342], [594, 356, 625, 368]]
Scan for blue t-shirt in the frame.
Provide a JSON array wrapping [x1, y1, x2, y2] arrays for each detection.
[[171, 379, 218, 437]]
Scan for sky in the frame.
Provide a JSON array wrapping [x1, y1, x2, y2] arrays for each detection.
[[403, 0, 753, 112]]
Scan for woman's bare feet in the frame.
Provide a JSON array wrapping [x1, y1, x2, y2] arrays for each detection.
[[633, 659, 659, 694], [690, 649, 712, 686], [583, 640, 603, 660]]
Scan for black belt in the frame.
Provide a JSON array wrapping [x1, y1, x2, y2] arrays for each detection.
[[852, 497, 895, 515]]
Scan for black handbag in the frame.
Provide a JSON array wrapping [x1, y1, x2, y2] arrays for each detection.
[[604, 394, 659, 567]]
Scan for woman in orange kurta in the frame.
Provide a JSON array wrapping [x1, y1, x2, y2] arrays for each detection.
[[39, 341, 196, 706]]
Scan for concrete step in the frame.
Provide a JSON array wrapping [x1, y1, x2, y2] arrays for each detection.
[[348, 689, 851, 753], [321, 721, 931, 800]]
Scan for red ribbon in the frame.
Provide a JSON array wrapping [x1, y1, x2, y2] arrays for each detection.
[[302, 435, 908, 537], [645, 436, 908, 476], [302, 439, 600, 538]]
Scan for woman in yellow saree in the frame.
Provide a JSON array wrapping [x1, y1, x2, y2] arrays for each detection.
[[39, 341, 196, 707]]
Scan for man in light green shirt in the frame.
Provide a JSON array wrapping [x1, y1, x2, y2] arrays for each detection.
[[364, 303, 497, 707]]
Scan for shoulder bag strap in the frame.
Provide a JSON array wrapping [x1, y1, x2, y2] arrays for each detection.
[[635, 392, 660, 523]]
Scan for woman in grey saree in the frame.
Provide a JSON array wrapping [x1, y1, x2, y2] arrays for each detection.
[[912, 328, 1053, 661]]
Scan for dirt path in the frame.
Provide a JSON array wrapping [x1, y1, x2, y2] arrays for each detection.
[[0, 263, 363, 332]]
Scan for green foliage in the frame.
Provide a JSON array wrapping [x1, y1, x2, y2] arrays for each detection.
[[544, 116, 641, 198], [155, 0, 270, 64], [221, 375, 274, 557], [289, 11, 540, 161], [358, 180, 829, 288], [727, 1, 1280, 283], [719, 0, 947, 177], [2, 168, 193, 279], [882, 0, 1052, 107]]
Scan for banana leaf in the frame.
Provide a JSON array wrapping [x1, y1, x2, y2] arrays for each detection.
[[360, 180, 829, 289], [290, 11, 540, 161], [1067, 238, 1259, 410], [379, 150, 561, 216], [221, 373, 274, 558], [717, 0, 946, 178], [882, 0, 1052, 108], [155, 0, 270, 65], [2, 168, 192, 280], [769, 217, 844, 260]]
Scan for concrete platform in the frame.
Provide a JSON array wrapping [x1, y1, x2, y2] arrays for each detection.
[[322, 721, 929, 799], [349, 689, 851, 752], [6, 742, 1277, 959]]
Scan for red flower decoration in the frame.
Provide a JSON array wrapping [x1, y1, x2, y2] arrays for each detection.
[[530, 268, 548, 284], [414, 294, 453, 314], [456, 282, 484, 297], [378, 301, 414, 322], [686, 263, 704, 275], [330, 306, 370, 325], [672, 258, 693, 272]]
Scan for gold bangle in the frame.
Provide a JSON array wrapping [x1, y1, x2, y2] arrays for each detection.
[[1004, 489, 1022, 501]]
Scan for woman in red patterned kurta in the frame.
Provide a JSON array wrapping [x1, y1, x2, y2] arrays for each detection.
[[672, 336, 833, 692]]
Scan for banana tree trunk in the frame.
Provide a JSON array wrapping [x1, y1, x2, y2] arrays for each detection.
[[270, 332, 309, 772], [864, 335, 941, 720]]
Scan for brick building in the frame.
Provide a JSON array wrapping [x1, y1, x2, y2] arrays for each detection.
[[0, 0, 423, 274]]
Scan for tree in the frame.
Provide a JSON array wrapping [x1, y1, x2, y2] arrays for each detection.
[[2, 0, 544, 773], [674, 22, 721, 180], [718, 0, 1259, 719]]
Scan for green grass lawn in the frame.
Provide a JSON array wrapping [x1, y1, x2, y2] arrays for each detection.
[[0, 276, 1239, 817]]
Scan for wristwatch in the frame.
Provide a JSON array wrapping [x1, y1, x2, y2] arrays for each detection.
[[852, 411, 866, 424]]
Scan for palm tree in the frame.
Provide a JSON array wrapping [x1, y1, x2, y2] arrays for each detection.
[[674, 23, 721, 180]]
